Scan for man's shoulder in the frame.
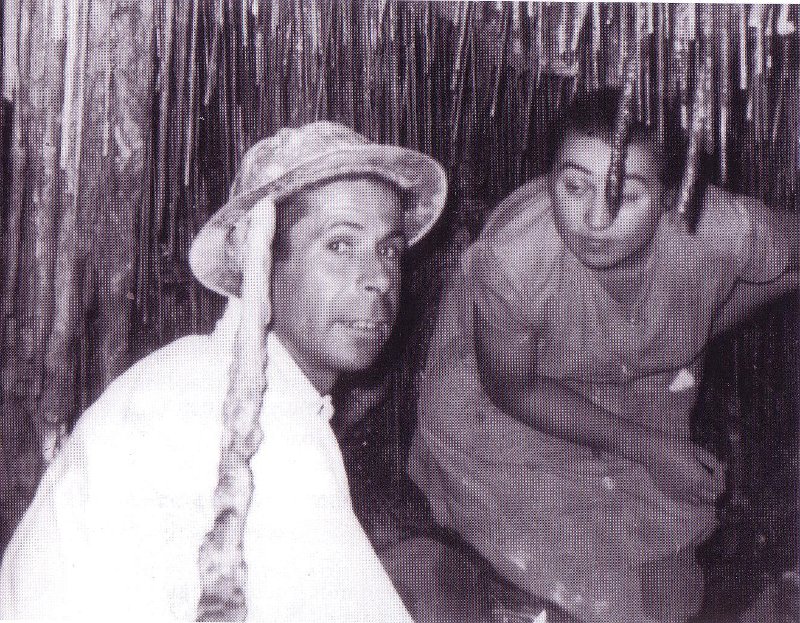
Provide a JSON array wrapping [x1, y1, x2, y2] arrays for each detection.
[[60, 333, 226, 500], [98, 332, 225, 406], [74, 333, 228, 455]]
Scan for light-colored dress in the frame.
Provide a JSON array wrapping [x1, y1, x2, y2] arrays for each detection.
[[1, 300, 412, 622], [409, 177, 790, 621]]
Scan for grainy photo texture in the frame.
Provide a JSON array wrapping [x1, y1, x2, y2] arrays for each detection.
[[0, 2, 797, 622]]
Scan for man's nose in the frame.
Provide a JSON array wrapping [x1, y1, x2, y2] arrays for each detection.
[[360, 258, 391, 295], [585, 193, 614, 231]]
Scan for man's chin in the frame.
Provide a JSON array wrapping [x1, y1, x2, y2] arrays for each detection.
[[332, 341, 388, 373]]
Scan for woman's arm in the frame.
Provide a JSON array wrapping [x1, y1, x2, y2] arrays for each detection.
[[474, 308, 655, 463], [713, 202, 798, 337], [474, 306, 722, 505]]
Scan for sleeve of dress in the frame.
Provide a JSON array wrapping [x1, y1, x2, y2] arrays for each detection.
[[700, 187, 793, 285], [470, 176, 560, 339], [698, 187, 797, 335], [472, 242, 542, 336], [735, 193, 794, 284]]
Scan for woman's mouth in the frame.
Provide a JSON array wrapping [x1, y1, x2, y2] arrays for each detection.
[[582, 237, 611, 252]]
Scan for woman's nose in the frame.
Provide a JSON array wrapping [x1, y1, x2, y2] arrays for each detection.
[[585, 194, 614, 231]]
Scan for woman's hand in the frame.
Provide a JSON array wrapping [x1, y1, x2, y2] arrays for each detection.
[[640, 435, 725, 506]]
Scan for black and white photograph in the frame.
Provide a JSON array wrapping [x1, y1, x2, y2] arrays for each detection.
[[0, 2, 797, 622]]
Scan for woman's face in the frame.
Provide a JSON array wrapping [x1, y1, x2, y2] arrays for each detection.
[[550, 131, 666, 270]]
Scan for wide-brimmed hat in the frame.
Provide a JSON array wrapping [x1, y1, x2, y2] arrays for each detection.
[[189, 121, 447, 297]]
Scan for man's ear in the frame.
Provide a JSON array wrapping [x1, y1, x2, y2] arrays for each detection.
[[229, 214, 251, 270], [236, 213, 251, 238], [546, 168, 560, 199]]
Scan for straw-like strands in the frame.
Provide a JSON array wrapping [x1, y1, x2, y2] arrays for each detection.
[[1, 0, 155, 543], [197, 198, 273, 622], [676, 4, 713, 231], [604, 54, 637, 217]]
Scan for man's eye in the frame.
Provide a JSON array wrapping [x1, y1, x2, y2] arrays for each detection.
[[328, 239, 353, 254], [380, 243, 403, 259]]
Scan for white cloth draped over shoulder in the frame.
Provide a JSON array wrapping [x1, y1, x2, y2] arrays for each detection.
[[0, 300, 411, 622]]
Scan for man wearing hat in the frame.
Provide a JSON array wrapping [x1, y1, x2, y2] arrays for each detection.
[[0, 122, 447, 621]]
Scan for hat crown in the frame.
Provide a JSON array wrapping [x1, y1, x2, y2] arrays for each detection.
[[189, 121, 447, 298], [231, 121, 370, 200]]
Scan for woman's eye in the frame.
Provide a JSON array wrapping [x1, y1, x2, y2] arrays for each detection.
[[622, 184, 647, 203], [563, 178, 589, 196]]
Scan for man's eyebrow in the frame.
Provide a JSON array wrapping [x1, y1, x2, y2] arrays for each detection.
[[558, 160, 651, 184], [383, 228, 407, 243], [326, 220, 365, 231], [324, 222, 406, 242]]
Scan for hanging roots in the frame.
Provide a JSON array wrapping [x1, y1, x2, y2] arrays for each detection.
[[676, 54, 712, 233], [604, 55, 639, 219]]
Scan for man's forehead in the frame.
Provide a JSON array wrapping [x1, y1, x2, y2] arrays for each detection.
[[291, 176, 405, 233], [296, 175, 401, 204]]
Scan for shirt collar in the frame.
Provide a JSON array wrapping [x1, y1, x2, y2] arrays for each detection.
[[212, 299, 334, 421]]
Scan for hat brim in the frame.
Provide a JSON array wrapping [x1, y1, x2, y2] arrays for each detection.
[[189, 144, 447, 297]]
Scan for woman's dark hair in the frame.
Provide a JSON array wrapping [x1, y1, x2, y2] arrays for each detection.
[[545, 87, 686, 188]]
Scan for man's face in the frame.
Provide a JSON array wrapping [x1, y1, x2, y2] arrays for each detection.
[[550, 131, 665, 270], [270, 176, 405, 392]]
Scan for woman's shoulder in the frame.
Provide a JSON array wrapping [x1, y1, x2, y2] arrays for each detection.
[[470, 176, 563, 282], [480, 176, 554, 245], [698, 184, 753, 249]]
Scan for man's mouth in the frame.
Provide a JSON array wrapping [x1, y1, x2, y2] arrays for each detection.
[[342, 319, 390, 337]]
